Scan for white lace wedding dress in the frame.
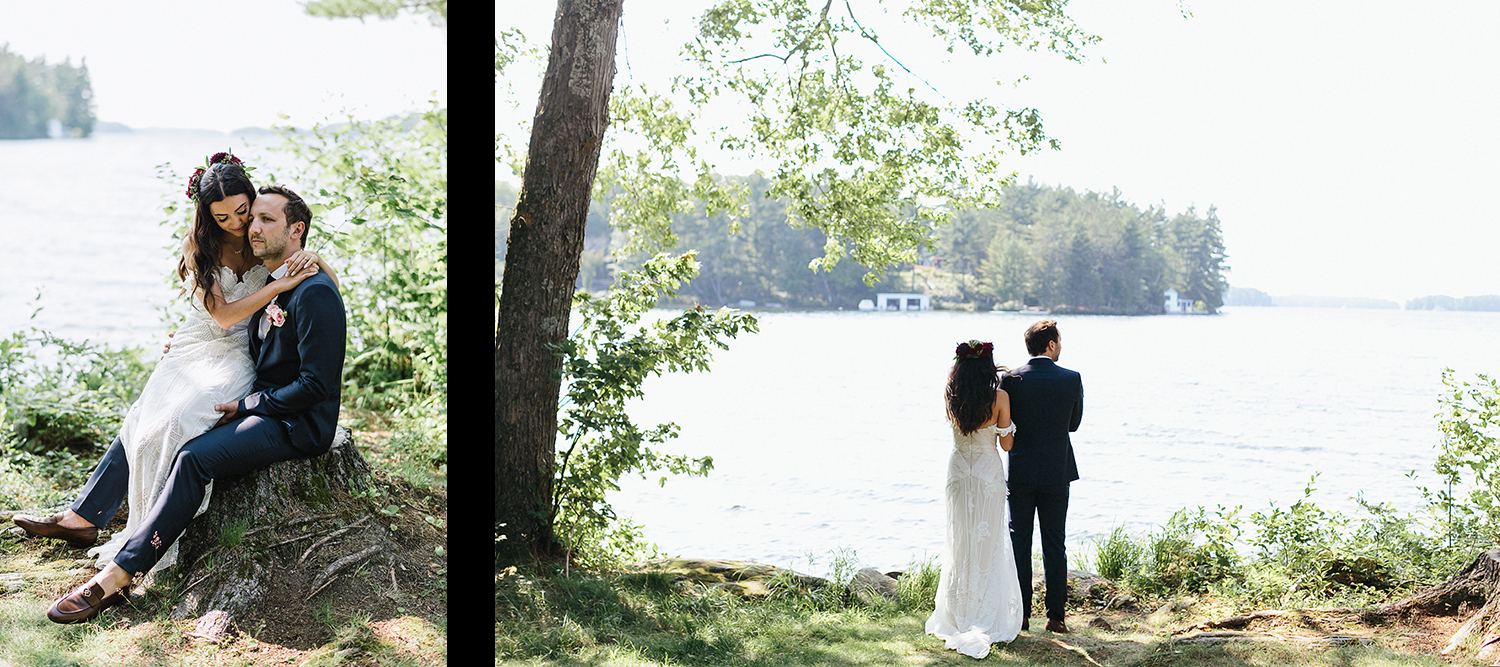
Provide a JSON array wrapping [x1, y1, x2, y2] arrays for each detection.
[[87, 264, 267, 574], [925, 422, 1025, 658]]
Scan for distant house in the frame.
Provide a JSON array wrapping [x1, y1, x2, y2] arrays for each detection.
[[1163, 288, 1204, 314], [865, 293, 930, 311]]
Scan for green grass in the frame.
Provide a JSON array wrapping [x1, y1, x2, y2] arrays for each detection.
[[218, 517, 249, 547], [497, 562, 1456, 667]]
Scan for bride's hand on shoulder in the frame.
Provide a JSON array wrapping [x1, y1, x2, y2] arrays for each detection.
[[282, 249, 341, 289], [282, 250, 323, 277], [271, 258, 321, 292]]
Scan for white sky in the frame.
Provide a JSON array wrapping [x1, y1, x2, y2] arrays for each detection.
[[3, 1, 446, 133], [498, 0, 1500, 303]]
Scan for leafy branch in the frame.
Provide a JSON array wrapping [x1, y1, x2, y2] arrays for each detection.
[[550, 252, 758, 566]]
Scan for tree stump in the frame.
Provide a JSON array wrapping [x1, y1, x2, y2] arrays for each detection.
[[164, 426, 402, 636], [1376, 549, 1500, 660], [1181, 551, 1500, 660]]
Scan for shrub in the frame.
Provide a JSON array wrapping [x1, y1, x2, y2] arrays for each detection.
[[0, 328, 151, 456], [1424, 369, 1500, 549], [1130, 507, 1243, 595], [1086, 507, 1243, 598], [1090, 525, 1142, 582], [895, 554, 941, 612], [550, 252, 756, 567], [1247, 475, 1347, 593]]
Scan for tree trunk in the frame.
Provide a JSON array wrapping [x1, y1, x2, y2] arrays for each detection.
[[495, 0, 623, 565]]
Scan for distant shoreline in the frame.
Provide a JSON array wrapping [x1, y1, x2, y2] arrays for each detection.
[[1226, 286, 1500, 311], [94, 122, 280, 137]]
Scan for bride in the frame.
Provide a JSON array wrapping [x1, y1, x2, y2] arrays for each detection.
[[926, 340, 1025, 658], [15, 152, 335, 574]]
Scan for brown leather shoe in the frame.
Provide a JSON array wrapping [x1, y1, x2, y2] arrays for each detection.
[[14, 514, 99, 549], [1045, 618, 1069, 634], [46, 582, 128, 624], [1021, 617, 1030, 631]]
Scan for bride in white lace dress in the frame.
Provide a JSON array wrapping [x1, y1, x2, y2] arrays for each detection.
[[926, 340, 1025, 658], [79, 154, 335, 573]]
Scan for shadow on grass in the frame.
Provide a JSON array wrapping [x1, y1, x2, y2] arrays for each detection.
[[499, 569, 1456, 667]]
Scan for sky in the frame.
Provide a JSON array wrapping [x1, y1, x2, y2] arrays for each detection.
[[2, 1, 446, 133], [497, 0, 1500, 303]]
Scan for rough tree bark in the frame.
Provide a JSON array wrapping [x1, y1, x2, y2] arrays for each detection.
[[496, 0, 624, 564]]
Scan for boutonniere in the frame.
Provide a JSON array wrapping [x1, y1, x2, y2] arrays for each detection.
[[266, 300, 287, 327]]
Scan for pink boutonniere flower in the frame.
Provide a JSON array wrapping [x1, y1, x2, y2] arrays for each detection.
[[266, 302, 286, 327]]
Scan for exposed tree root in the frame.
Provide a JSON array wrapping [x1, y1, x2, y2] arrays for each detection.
[[1179, 550, 1500, 661], [1179, 607, 1364, 633], [1173, 631, 1373, 647], [307, 543, 385, 600]]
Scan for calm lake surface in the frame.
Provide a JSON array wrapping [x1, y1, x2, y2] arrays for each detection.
[[0, 130, 300, 351], [614, 307, 1500, 578]]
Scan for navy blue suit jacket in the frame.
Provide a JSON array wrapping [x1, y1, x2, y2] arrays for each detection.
[[238, 271, 346, 455], [1000, 357, 1083, 486]]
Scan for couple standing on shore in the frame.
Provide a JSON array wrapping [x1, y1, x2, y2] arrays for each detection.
[[927, 320, 1083, 658]]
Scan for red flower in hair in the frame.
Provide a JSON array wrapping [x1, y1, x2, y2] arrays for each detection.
[[185, 168, 206, 199], [955, 340, 993, 360], [185, 149, 253, 201]]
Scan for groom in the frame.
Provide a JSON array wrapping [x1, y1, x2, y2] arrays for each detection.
[[1001, 320, 1083, 634], [25, 184, 345, 623]]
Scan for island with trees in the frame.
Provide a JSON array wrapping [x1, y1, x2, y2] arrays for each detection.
[[497, 176, 1230, 315], [0, 45, 95, 139]]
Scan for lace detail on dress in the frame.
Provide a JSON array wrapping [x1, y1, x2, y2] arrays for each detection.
[[953, 423, 1016, 452], [925, 422, 1025, 657], [87, 264, 269, 574]]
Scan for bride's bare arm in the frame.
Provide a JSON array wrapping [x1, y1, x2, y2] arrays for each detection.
[[199, 264, 320, 329], [993, 389, 1014, 452]]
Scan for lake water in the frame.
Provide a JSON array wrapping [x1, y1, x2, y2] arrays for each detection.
[[613, 306, 1500, 579], [0, 130, 302, 351]]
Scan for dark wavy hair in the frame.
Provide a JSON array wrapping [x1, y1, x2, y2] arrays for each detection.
[[177, 162, 256, 314], [946, 345, 999, 435]]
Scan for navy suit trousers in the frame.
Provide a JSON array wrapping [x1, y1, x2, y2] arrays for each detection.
[[71, 415, 306, 576], [1009, 482, 1070, 621]]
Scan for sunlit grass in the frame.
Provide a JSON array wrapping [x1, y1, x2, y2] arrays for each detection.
[[499, 552, 1458, 667]]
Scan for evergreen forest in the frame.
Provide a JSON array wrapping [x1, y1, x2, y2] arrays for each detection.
[[0, 45, 94, 139], [497, 176, 1230, 314]]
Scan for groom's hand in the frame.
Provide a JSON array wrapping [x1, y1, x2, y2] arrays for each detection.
[[213, 402, 239, 428]]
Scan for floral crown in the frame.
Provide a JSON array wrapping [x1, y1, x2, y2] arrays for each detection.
[[185, 150, 254, 201], [955, 340, 994, 360]]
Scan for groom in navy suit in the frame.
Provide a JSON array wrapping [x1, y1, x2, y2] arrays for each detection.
[[219, 184, 345, 452], [39, 184, 345, 623], [1001, 320, 1083, 634]]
